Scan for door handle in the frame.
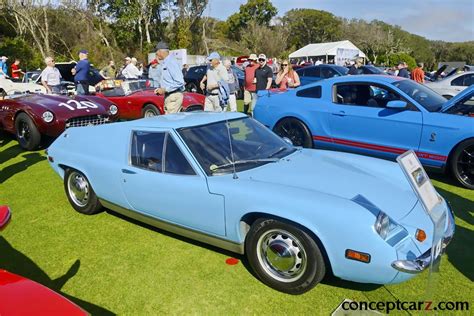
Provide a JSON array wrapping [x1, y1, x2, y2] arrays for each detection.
[[332, 111, 346, 117], [121, 168, 136, 174]]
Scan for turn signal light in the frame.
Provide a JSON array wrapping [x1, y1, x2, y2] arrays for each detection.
[[345, 249, 371, 263], [415, 229, 426, 242]]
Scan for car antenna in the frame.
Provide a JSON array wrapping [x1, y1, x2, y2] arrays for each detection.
[[225, 117, 238, 179]]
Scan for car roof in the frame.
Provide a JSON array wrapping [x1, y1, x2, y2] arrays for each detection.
[[125, 111, 247, 129], [321, 74, 403, 85]]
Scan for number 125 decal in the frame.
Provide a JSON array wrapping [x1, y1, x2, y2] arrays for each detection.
[[58, 100, 98, 110]]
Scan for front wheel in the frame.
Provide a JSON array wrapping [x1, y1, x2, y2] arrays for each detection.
[[142, 104, 160, 118], [450, 139, 474, 189], [64, 169, 103, 214], [273, 118, 313, 148], [245, 218, 326, 294], [15, 112, 41, 150]]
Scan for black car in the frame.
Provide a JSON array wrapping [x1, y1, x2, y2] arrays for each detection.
[[353, 65, 386, 75], [296, 64, 349, 86], [184, 65, 245, 99]]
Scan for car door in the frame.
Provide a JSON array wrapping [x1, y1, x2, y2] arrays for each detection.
[[327, 82, 423, 159], [120, 129, 225, 236], [450, 73, 473, 94]]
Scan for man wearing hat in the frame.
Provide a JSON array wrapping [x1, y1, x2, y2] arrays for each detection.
[[243, 54, 259, 114], [148, 59, 161, 88], [71, 49, 91, 95], [0, 56, 8, 79], [200, 51, 229, 112], [154, 41, 185, 114]]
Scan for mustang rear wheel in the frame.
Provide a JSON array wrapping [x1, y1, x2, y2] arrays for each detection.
[[15, 113, 41, 150], [273, 118, 313, 148], [64, 169, 102, 215], [451, 139, 474, 189], [246, 218, 326, 294], [142, 104, 160, 118]]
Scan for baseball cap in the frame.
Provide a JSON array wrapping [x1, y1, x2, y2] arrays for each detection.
[[248, 54, 258, 61], [79, 49, 88, 54], [207, 51, 221, 61], [258, 54, 267, 61], [155, 41, 169, 50]]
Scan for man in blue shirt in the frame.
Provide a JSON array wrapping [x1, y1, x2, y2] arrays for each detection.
[[154, 41, 185, 114], [72, 50, 90, 95], [0, 56, 9, 78]]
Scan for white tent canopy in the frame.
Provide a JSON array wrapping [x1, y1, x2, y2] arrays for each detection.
[[289, 40, 366, 61]]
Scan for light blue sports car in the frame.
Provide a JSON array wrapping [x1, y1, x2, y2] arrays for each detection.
[[254, 77, 474, 189], [47, 112, 454, 294]]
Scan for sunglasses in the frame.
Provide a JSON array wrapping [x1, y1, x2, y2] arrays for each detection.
[[282, 64, 288, 66], [258, 58, 266, 62]]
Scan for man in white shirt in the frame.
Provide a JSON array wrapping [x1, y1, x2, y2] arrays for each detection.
[[200, 52, 228, 112], [40, 57, 62, 94], [122, 57, 142, 79]]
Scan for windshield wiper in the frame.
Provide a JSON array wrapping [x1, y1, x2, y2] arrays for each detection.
[[212, 158, 280, 172], [267, 146, 287, 158]]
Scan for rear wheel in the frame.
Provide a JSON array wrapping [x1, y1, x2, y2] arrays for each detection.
[[15, 112, 41, 150], [273, 118, 313, 148], [183, 104, 203, 112], [450, 139, 474, 189], [246, 218, 326, 294], [64, 169, 102, 214], [142, 104, 160, 118]]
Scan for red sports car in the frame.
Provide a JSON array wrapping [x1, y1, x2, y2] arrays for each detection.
[[95, 80, 204, 119], [0, 206, 88, 315], [0, 93, 119, 150]]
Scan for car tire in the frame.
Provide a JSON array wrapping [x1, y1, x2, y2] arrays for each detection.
[[245, 218, 326, 295], [14, 112, 41, 150], [273, 118, 313, 148], [142, 104, 160, 118], [450, 138, 474, 189], [64, 169, 103, 215]]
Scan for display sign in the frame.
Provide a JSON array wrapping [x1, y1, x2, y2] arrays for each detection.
[[335, 48, 360, 66], [396, 150, 441, 214]]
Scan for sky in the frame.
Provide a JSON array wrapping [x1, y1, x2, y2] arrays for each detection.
[[205, 0, 474, 42]]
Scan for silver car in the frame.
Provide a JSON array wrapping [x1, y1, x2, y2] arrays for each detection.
[[425, 71, 474, 99]]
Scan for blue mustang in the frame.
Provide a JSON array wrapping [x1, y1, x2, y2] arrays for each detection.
[[47, 112, 454, 294], [254, 76, 474, 189]]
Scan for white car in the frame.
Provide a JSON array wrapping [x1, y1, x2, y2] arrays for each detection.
[[425, 71, 474, 99], [0, 78, 46, 96]]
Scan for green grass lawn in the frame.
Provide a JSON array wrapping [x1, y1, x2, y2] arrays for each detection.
[[0, 132, 473, 315]]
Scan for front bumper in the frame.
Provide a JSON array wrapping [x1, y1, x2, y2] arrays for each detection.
[[391, 204, 455, 274]]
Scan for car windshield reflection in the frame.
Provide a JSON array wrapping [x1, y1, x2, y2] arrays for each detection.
[[178, 117, 296, 175]]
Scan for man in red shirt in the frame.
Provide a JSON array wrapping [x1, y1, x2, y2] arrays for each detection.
[[11, 59, 24, 80], [410, 62, 425, 83], [243, 54, 259, 114]]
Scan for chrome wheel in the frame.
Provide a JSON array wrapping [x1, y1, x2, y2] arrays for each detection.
[[17, 121, 30, 143], [144, 109, 157, 117], [67, 171, 90, 207], [256, 229, 307, 282]]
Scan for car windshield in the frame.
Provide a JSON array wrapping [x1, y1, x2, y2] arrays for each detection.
[[392, 80, 446, 112], [122, 80, 150, 94], [333, 65, 349, 75], [178, 117, 296, 176]]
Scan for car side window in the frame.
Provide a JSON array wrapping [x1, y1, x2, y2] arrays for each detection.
[[451, 75, 465, 86], [304, 67, 320, 77], [164, 136, 196, 175], [296, 86, 321, 98], [321, 67, 336, 78], [335, 84, 401, 108], [131, 131, 165, 172]]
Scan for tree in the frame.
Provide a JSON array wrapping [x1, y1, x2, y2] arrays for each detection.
[[226, 0, 277, 39], [283, 9, 341, 49], [240, 20, 288, 58]]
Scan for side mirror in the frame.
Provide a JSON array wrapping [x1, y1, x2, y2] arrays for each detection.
[[0, 205, 11, 230], [282, 137, 293, 146], [386, 100, 407, 109]]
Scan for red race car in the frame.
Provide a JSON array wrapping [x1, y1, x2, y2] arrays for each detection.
[[0, 206, 88, 315], [95, 80, 204, 119], [0, 93, 119, 150]]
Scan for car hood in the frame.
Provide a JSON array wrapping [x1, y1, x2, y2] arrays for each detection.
[[18, 94, 110, 116], [240, 149, 418, 221], [441, 85, 474, 112]]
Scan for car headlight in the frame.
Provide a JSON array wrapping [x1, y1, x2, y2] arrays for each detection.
[[374, 211, 396, 239], [42, 111, 54, 123], [109, 104, 118, 115]]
